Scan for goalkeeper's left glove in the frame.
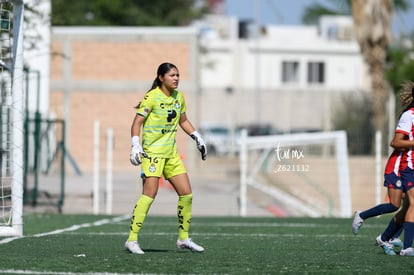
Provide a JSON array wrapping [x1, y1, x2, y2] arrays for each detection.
[[190, 131, 207, 161]]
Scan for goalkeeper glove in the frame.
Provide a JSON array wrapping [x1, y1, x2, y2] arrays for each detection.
[[190, 131, 207, 161], [130, 136, 147, 166]]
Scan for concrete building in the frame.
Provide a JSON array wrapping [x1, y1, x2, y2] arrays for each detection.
[[196, 15, 368, 133]]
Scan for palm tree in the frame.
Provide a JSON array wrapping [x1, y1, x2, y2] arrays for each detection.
[[303, 0, 410, 132], [351, 0, 393, 131]]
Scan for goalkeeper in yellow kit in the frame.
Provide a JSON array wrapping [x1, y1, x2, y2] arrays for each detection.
[[125, 62, 207, 254]]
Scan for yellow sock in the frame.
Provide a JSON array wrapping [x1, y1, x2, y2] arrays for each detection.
[[177, 194, 193, 240], [128, 195, 154, 242]]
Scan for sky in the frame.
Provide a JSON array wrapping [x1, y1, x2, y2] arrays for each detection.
[[224, 0, 414, 36]]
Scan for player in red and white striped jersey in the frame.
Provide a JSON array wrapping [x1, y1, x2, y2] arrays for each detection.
[[376, 81, 414, 256]]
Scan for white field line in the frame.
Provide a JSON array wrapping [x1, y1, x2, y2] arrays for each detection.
[[0, 214, 130, 245]]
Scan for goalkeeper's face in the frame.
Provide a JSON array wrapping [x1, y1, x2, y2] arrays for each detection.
[[160, 67, 180, 91]]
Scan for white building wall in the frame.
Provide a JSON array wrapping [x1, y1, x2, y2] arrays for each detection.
[[198, 17, 369, 132], [200, 43, 234, 89], [201, 42, 365, 90]]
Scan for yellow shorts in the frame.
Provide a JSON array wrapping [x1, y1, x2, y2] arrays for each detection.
[[141, 154, 186, 179]]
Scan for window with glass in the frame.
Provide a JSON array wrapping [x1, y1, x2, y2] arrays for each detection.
[[281, 61, 299, 83], [307, 62, 325, 84]]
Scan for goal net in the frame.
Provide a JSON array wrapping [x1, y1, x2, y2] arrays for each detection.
[[239, 130, 351, 218], [0, 0, 24, 237]]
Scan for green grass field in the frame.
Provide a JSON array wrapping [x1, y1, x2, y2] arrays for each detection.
[[0, 214, 413, 274]]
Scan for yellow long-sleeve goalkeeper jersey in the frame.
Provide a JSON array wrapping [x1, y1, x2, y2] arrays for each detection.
[[136, 87, 186, 158]]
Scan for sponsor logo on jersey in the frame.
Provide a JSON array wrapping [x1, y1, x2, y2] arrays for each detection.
[[160, 102, 173, 109], [161, 128, 177, 134], [174, 100, 181, 109]]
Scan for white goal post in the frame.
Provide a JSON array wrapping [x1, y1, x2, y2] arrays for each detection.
[[239, 129, 351, 218], [0, 0, 24, 237]]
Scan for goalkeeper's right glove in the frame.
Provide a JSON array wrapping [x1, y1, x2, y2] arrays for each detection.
[[130, 136, 147, 166]]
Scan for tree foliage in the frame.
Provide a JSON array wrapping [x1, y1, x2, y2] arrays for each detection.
[[51, 0, 208, 26], [302, 0, 352, 24], [386, 44, 414, 112]]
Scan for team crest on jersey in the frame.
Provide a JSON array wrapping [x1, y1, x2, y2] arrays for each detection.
[[149, 164, 156, 173], [174, 100, 181, 109], [143, 107, 150, 114], [396, 180, 402, 188]]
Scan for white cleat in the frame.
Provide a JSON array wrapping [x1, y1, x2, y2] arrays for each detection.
[[352, 210, 364, 235], [125, 240, 144, 254], [400, 247, 414, 256], [176, 238, 204, 252], [376, 235, 396, 256]]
